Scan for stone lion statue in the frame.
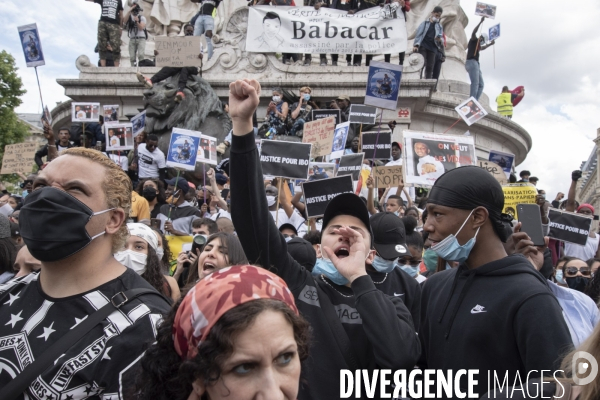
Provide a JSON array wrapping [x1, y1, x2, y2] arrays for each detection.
[[143, 73, 231, 183]]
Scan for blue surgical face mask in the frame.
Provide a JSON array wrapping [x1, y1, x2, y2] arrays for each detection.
[[398, 264, 419, 277], [22, 190, 29, 199], [555, 269, 565, 284], [313, 258, 349, 285], [372, 255, 396, 273], [303, 93, 311, 101], [431, 209, 479, 264]]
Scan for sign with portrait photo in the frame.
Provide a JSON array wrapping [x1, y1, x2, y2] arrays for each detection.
[[489, 23, 501, 41], [302, 175, 354, 218], [330, 122, 350, 159], [103, 105, 119, 125], [308, 162, 336, 181], [488, 149, 515, 179], [131, 110, 146, 137], [260, 140, 311, 180], [166, 128, 201, 170], [197, 134, 218, 166], [455, 97, 488, 126], [365, 61, 402, 110], [475, 2, 497, 19], [72, 102, 100, 123], [403, 130, 476, 187], [105, 124, 134, 151], [17, 23, 45, 67]]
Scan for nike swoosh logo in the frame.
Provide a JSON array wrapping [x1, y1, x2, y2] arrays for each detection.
[[471, 310, 487, 314], [393, 293, 404, 297]]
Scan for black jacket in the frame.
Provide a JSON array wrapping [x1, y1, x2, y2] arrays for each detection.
[[34, 142, 74, 168], [419, 255, 573, 397], [230, 131, 420, 399]]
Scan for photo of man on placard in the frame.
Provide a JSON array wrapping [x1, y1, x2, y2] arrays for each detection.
[[255, 11, 284, 50], [413, 140, 445, 179]]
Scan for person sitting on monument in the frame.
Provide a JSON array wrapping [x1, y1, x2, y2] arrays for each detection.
[[264, 87, 289, 136], [288, 86, 317, 137], [136, 24, 204, 103]]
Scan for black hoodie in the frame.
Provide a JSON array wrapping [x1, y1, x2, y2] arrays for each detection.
[[419, 254, 573, 398]]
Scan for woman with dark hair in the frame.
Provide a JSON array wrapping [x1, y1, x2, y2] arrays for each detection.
[[115, 223, 180, 302], [397, 216, 426, 283], [136, 265, 310, 400], [585, 270, 600, 304], [586, 257, 600, 276], [185, 232, 248, 285], [151, 226, 173, 274], [0, 215, 17, 284], [137, 178, 167, 218]]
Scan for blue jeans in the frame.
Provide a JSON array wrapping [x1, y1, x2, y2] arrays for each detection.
[[289, 118, 305, 137], [465, 59, 484, 100], [194, 15, 214, 60]]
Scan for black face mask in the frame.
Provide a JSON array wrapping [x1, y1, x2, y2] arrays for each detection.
[[565, 276, 589, 292], [19, 187, 113, 262], [142, 187, 158, 201]]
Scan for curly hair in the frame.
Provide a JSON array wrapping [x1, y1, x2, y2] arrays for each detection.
[[141, 246, 171, 299], [150, 227, 173, 274], [136, 178, 167, 204], [136, 298, 310, 400], [61, 148, 131, 253]]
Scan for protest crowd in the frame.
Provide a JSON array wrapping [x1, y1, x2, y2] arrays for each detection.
[[1, 1, 599, 400]]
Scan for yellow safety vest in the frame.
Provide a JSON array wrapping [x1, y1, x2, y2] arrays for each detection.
[[496, 92, 513, 116]]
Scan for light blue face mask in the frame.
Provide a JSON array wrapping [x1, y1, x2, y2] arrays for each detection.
[[555, 269, 565, 284], [431, 209, 480, 264], [398, 264, 419, 277], [303, 93, 311, 101], [372, 255, 396, 273], [313, 258, 348, 285], [22, 190, 29, 199]]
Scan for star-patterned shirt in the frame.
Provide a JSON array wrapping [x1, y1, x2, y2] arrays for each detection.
[[0, 269, 171, 400]]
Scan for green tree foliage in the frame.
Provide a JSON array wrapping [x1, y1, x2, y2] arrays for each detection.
[[0, 50, 30, 180]]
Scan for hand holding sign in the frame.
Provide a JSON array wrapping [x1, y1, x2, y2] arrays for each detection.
[[230, 79, 261, 135]]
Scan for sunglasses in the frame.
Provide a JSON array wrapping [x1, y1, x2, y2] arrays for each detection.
[[397, 259, 421, 267], [565, 266, 591, 276]]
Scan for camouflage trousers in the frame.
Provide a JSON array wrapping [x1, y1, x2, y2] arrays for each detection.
[[98, 20, 122, 61]]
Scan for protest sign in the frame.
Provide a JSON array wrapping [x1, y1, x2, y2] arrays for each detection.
[[246, 6, 407, 55], [17, 23, 45, 67], [72, 102, 100, 122], [312, 109, 341, 126], [477, 160, 507, 184], [131, 110, 146, 137], [155, 36, 202, 67], [260, 140, 311, 180], [302, 175, 354, 218], [488, 150, 514, 179], [103, 105, 119, 125], [198, 135, 218, 165], [403, 130, 476, 187], [372, 165, 403, 188], [336, 153, 365, 181], [455, 97, 488, 126], [302, 116, 336, 158], [1, 142, 38, 175], [475, 2, 497, 19], [548, 209, 593, 246], [308, 162, 336, 181], [501, 184, 537, 219], [365, 61, 402, 110], [489, 24, 501, 41], [166, 128, 201, 170], [348, 105, 377, 124], [362, 132, 391, 160], [105, 124, 134, 151], [41, 105, 52, 126], [331, 122, 350, 159]]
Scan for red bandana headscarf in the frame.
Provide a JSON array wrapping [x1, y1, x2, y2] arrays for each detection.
[[173, 265, 299, 359]]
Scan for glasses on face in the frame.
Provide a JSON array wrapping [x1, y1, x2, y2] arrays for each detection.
[[565, 266, 591, 277], [397, 259, 421, 267]]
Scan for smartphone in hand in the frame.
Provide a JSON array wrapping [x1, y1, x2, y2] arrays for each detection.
[[517, 204, 545, 247]]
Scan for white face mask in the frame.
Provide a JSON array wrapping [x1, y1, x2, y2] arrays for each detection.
[[266, 195, 276, 207], [272, 95, 281, 103], [115, 250, 147, 275]]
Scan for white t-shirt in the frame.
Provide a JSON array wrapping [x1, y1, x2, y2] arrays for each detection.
[[137, 143, 166, 179], [384, 158, 415, 204], [564, 234, 599, 261], [108, 153, 129, 171], [209, 208, 232, 221], [270, 209, 306, 230]]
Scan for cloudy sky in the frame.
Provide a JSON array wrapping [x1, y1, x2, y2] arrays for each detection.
[[2, 0, 599, 198]]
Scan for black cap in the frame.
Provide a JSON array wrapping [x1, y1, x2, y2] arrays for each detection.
[[370, 212, 409, 260], [322, 193, 372, 245], [165, 177, 190, 194], [287, 237, 317, 271], [279, 223, 298, 236]]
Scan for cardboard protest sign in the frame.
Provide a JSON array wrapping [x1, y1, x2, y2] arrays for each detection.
[[72, 102, 100, 123], [131, 110, 146, 137], [103, 105, 119, 125], [246, 6, 407, 55], [365, 61, 402, 110], [155, 36, 202, 67], [488, 150, 514, 179], [260, 140, 311, 180], [308, 162, 336, 181], [455, 97, 488, 126], [198, 135, 218, 166], [166, 128, 201, 170], [1, 142, 38, 175], [478, 160, 507, 184], [362, 132, 391, 160], [348, 105, 377, 124], [501, 184, 537, 220], [302, 116, 336, 158], [336, 153, 365, 181], [475, 2, 497, 19], [372, 165, 403, 188], [302, 175, 354, 218], [105, 124, 134, 151], [312, 109, 341, 126], [489, 24, 501, 41], [548, 209, 593, 246], [17, 23, 45, 67], [331, 122, 350, 159], [403, 130, 476, 187]]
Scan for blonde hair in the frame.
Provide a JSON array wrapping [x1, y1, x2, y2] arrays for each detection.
[[300, 86, 312, 94], [60, 148, 132, 253]]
